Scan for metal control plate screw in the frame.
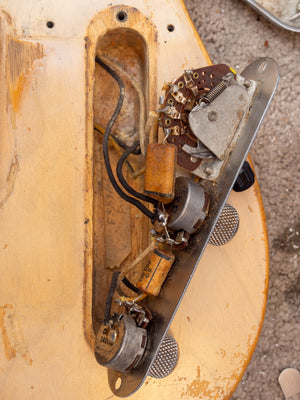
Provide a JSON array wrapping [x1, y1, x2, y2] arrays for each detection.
[[208, 111, 218, 121]]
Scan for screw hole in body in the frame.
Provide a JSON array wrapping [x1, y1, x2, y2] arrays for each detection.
[[46, 21, 54, 28], [116, 11, 128, 22]]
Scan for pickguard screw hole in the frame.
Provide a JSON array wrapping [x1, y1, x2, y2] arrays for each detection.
[[167, 24, 175, 32]]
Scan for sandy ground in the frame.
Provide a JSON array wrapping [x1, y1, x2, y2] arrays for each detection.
[[185, 1, 300, 398]]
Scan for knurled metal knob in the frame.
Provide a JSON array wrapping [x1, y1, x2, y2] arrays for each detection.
[[149, 335, 179, 379], [209, 204, 239, 246]]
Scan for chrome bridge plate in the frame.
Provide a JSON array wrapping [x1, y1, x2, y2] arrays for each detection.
[[108, 57, 279, 397]]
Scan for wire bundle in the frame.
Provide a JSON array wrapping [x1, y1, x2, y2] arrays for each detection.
[[95, 56, 158, 222]]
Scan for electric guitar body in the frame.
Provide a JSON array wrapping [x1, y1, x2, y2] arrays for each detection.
[[0, 1, 274, 399]]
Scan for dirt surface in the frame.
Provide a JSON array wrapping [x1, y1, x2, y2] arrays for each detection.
[[185, 1, 300, 398]]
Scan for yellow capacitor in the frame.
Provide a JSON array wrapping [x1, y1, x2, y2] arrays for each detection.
[[144, 143, 177, 204], [136, 249, 175, 296]]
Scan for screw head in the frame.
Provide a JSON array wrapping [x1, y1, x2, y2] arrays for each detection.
[[208, 111, 217, 122]]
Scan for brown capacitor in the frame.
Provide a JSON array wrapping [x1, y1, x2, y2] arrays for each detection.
[[144, 143, 177, 204], [136, 249, 175, 296]]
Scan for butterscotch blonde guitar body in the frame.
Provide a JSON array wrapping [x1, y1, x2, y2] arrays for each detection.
[[0, 1, 268, 399]]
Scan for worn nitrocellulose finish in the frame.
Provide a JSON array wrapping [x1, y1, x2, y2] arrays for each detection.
[[186, 1, 300, 399], [0, 0, 297, 399]]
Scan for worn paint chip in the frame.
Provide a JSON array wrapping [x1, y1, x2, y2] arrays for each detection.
[[0, 304, 33, 365], [7, 37, 44, 111]]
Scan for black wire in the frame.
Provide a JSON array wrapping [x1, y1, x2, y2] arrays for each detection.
[[104, 271, 120, 322], [94, 125, 139, 156], [117, 141, 159, 207], [121, 277, 142, 295], [94, 126, 134, 173], [114, 137, 141, 155], [95, 56, 157, 221]]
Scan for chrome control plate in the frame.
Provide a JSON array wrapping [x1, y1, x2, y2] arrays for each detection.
[[108, 57, 279, 397]]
